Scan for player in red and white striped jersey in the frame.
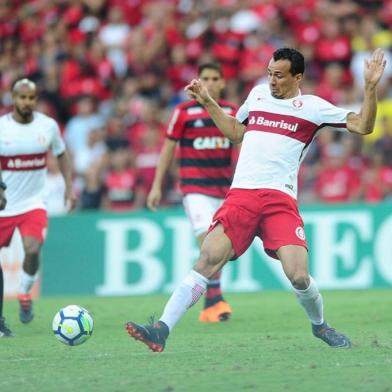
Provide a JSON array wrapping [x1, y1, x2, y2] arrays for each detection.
[[0, 79, 76, 336], [126, 48, 386, 352], [147, 63, 237, 323]]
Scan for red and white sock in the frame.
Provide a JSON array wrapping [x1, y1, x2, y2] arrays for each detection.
[[160, 270, 208, 331]]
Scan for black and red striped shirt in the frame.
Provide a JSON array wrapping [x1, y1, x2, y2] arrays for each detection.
[[166, 99, 237, 198]]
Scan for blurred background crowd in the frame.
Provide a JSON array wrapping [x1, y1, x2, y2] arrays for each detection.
[[1, 0, 392, 214]]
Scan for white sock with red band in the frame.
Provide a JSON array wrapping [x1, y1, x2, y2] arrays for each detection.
[[160, 270, 208, 331], [294, 276, 324, 325], [19, 270, 38, 295]]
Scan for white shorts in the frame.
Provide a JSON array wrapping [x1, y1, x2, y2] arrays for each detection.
[[183, 193, 224, 237]]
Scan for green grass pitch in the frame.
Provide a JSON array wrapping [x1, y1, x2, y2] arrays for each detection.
[[1, 290, 391, 392]]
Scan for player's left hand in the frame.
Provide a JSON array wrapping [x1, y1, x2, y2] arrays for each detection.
[[0, 190, 6, 210], [364, 48, 386, 88], [64, 188, 77, 212]]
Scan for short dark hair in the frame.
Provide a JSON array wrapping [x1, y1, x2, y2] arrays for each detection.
[[198, 62, 223, 77], [272, 48, 305, 76]]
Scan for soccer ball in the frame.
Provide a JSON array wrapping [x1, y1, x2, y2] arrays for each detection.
[[52, 305, 93, 346]]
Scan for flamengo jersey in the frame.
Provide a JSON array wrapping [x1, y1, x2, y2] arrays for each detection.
[[234, 84, 351, 199], [0, 112, 65, 216], [167, 99, 237, 198]]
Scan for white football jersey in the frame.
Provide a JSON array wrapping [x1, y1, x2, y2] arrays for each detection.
[[234, 84, 351, 199], [0, 112, 66, 216]]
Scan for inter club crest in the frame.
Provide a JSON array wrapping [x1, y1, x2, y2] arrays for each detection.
[[292, 99, 303, 109]]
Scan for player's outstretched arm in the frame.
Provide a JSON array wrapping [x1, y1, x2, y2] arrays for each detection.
[[184, 79, 245, 144], [347, 48, 386, 135], [57, 150, 77, 211], [147, 138, 177, 211]]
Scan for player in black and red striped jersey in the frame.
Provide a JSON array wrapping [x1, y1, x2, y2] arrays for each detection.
[[147, 63, 237, 323]]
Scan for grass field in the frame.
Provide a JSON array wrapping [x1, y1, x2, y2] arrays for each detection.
[[1, 289, 391, 392]]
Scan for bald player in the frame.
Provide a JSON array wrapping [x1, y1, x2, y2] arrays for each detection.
[[0, 78, 76, 337]]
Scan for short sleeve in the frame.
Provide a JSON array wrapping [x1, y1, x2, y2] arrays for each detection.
[[166, 106, 186, 140], [50, 120, 66, 156], [236, 87, 258, 124], [317, 98, 352, 130], [236, 98, 250, 124]]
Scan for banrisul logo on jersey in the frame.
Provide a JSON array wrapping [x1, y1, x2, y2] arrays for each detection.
[[0, 153, 47, 171], [7, 157, 46, 169], [248, 114, 299, 132]]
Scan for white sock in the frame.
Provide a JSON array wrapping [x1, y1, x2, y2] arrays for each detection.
[[19, 270, 38, 295], [160, 270, 208, 331], [294, 276, 324, 325]]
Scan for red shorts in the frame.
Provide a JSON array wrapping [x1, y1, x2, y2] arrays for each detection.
[[209, 188, 307, 259], [0, 209, 48, 247]]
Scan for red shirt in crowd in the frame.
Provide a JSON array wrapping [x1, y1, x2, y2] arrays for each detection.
[[314, 165, 361, 203], [362, 166, 392, 202], [104, 169, 140, 211]]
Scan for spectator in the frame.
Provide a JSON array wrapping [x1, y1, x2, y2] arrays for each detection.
[[360, 149, 392, 202], [313, 143, 361, 203], [79, 165, 104, 210], [98, 6, 130, 77], [43, 153, 67, 216], [1, 1, 390, 210], [64, 96, 105, 172], [135, 126, 163, 203], [102, 147, 144, 211], [374, 115, 392, 166], [74, 127, 107, 178]]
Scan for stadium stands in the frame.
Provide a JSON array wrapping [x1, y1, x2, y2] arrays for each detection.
[[1, 0, 391, 212]]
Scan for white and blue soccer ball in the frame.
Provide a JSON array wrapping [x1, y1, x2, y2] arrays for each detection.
[[52, 305, 93, 346]]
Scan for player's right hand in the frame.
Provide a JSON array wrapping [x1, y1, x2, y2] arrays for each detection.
[[0, 190, 6, 210], [147, 187, 162, 211], [184, 79, 212, 106]]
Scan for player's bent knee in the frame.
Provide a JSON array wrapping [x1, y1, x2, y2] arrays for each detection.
[[289, 274, 309, 290], [24, 246, 40, 258], [198, 250, 220, 267], [23, 239, 41, 255], [195, 249, 224, 277]]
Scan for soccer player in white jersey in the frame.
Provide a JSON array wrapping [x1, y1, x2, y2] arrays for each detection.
[[125, 48, 386, 352], [0, 78, 76, 337]]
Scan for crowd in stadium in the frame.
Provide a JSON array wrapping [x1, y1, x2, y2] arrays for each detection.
[[1, 0, 392, 214]]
